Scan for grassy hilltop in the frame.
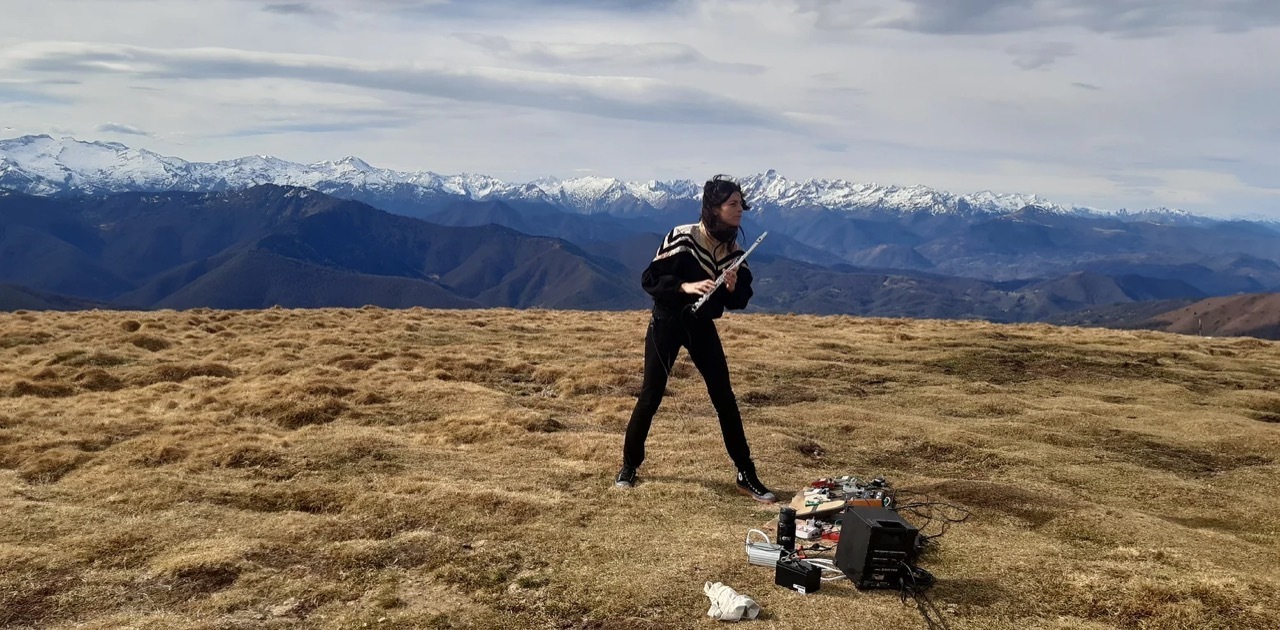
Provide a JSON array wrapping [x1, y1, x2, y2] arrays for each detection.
[[2, 307, 1279, 629]]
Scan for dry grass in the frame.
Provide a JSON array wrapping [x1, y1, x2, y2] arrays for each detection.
[[2, 306, 1279, 629]]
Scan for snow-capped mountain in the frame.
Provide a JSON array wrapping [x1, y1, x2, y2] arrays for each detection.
[[0, 134, 1180, 219]]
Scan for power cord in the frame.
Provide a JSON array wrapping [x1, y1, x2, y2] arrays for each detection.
[[898, 562, 950, 630], [890, 491, 973, 548]]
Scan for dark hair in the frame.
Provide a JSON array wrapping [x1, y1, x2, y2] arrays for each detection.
[[701, 174, 748, 250]]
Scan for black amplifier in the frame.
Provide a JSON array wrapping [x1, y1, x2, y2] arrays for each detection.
[[835, 505, 920, 590]]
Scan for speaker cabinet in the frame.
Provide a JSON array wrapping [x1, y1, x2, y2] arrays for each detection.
[[835, 505, 920, 589]]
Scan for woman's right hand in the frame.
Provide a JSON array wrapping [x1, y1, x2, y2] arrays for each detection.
[[681, 280, 716, 296]]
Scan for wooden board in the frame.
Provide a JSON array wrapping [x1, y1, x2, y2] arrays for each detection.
[[789, 494, 846, 519]]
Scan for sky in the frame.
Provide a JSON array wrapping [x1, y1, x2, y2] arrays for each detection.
[[1, 0, 1279, 218]]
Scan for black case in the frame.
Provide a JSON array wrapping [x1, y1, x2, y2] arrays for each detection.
[[775, 556, 821, 594]]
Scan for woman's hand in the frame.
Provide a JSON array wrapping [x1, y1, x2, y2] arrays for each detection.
[[723, 267, 737, 293], [681, 280, 716, 296]]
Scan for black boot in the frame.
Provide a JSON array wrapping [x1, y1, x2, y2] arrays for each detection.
[[736, 466, 776, 503], [615, 464, 638, 489]]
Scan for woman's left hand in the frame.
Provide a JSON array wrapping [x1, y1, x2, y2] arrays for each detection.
[[723, 267, 737, 293]]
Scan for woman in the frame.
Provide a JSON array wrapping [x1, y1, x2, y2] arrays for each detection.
[[614, 174, 775, 503]]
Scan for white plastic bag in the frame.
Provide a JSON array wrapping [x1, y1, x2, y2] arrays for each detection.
[[703, 581, 761, 622]]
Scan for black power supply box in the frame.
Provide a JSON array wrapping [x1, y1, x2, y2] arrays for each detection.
[[835, 505, 920, 590], [775, 556, 821, 595]]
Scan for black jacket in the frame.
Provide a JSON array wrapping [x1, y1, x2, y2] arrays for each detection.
[[641, 222, 754, 320]]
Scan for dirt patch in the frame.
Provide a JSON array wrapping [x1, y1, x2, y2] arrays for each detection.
[[430, 355, 549, 396], [200, 485, 349, 514], [147, 562, 241, 605], [1094, 429, 1271, 477], [865, 438, 1010, 475], [928, 479, 1074, 527], [928, 344, 1166, 384], [1245, 397, 1280, 424], [796, 439, 825, 458], [740, 387, 821, 406], [0, 570, 77, 628]]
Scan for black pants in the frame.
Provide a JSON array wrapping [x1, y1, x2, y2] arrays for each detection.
[[622, 312, 753, 471]]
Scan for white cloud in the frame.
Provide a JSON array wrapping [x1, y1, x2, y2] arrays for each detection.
[[95, 122, 150, 136], [452, 33, 765, 73], [0, 0, 1276, 217], [3, 42, 785, 128], [1007, 42, 1075, 70]]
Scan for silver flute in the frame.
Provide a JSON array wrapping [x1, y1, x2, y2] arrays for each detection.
[[692, 231, 768, 314]]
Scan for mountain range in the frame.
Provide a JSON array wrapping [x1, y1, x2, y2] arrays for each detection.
[[4, 135, 1280, 338], [0, 134, 1213, 221]]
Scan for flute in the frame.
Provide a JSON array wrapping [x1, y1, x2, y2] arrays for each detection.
[[692, 231, 768, 314]]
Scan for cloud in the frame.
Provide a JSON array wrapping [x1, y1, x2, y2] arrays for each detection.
[[262, 3, 323, 15], [221, 105, 421, 137], [224, 119, 413, 137], [878, 0, 1280, 36], [1071, 81, 1102, 91], [452, 33, 765, 74], [314, 0, 680, 20], [1007, 42, 1075, 70], [0, 82, 71, 104], [4, 42, 786, 129], [492, 0, 681, 11], [95, 122, 150, 136]]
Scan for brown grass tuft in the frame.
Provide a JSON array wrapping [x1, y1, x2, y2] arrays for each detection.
[[211, 443, 286, 469], [29, 366, 62, 381], [120, 320, 142, 332], [244, 397, 348, 429], [52, 350, 133, 367], [132, 442, 188, 467], [0, 330, 54, 348], [73, 368, 125, 392], [127, 334, 172, 352], [9, 380, 77, 398], [135, 362, 237, 385], [524, 416, 566, 433], [16, 447, 94, 483], [147, 555, 242, 604], [355, 391, 390, 405]]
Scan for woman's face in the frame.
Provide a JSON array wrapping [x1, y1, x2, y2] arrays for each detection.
[[716, 191, 745, 227]]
